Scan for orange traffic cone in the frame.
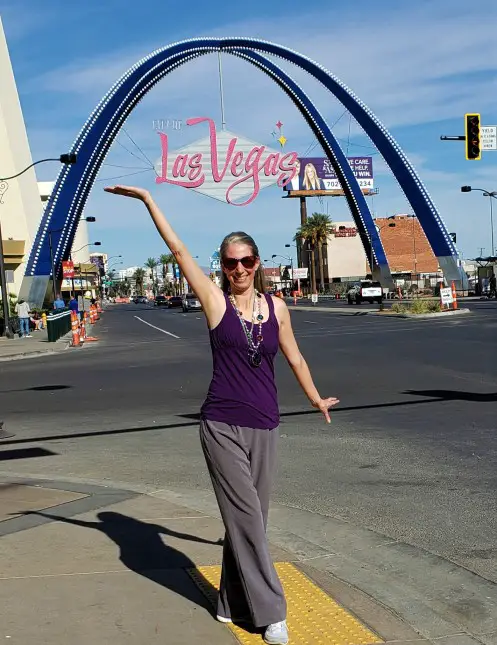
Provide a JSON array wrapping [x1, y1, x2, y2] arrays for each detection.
[[451, 281, 458, 310], [71, 311, 80, 347]]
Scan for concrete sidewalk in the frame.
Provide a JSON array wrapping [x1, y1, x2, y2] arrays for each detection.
[[0, 476, 426, 645], [0, 328, 70, 362]]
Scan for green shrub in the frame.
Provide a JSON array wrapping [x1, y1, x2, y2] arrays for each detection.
[[409, 299, 433, 314], [391, 299, 443, 315]]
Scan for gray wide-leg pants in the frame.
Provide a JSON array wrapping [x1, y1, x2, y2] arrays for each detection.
[[199, 419, 287, 628]]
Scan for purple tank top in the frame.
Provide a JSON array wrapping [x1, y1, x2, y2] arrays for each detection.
[[201, 292, 280, 429]]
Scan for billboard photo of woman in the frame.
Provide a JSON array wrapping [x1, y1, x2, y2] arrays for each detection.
[[303, 162, 325, 190]]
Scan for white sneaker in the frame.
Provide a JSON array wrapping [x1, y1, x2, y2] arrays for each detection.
[[216, 614, 251, 625], [264, 620, 288, 644], [216, 615, 232, 623], [25, 334, 32, 338]]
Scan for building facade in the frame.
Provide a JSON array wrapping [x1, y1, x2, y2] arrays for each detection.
[[0, 20, 98, 303], [0, 18, 45, 299], [307, 215, 441, 289]]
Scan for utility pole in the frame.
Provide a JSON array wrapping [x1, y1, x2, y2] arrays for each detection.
[[0, 217, 13, 338]]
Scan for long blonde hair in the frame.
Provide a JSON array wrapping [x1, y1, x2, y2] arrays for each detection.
[[303, 163, 321, 190], [220, 231, 266, 294]]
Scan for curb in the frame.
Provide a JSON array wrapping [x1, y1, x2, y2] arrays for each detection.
[[0, 341, 71, 363], [368, 308, 471, 319], [289, 306, 472, 319]]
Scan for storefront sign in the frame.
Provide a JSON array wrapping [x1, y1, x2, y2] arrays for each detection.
[[155, 117, 298, 206], [292, 268, 308, 279], [62, 261, 75, 278], [333, 227, 357, 237]]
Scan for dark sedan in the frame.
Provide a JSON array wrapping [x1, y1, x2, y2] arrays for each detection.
[[167, 296, 183, 309], [154, 295, 168, 306]]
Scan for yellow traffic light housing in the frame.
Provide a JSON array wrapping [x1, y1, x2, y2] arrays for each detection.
[[465, 113, 481, 160]]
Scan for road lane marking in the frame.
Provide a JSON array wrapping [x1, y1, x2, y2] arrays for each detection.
[[134, 316, 180, 339], [303, 320, 318, 324]]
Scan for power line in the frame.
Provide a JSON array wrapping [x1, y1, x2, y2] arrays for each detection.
[[115, 139, 155, 169], [96, 169, 153, 182], [102, 162, 151, 170], [121, 127, 156, 170]]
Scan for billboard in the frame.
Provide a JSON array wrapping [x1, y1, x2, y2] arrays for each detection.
[[284, 156, 374, 195]]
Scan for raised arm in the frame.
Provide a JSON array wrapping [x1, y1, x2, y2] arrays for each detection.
[[273, 297, 339, 423], [104, 185, 224, 326]]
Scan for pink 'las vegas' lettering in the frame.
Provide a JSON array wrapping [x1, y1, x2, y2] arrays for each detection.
[[156, 117, 298, 206]]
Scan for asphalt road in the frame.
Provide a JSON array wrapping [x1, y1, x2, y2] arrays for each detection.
[[1, 301, 496, 582]]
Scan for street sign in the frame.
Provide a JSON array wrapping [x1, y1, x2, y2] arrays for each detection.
[[481, 126, 497, 150], [210, 249, 221, 272], [440, 287, 454, 305], [292, 267, 308, 280], [311, 293, 318, 304]]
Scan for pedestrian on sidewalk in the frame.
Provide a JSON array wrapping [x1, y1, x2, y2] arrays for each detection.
[[15, 299, 32, 338], [53, 294, 65, 309], [69, 295, 79, 317], [105, 184, 339, 645]]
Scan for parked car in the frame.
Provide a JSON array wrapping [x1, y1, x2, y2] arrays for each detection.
[[182, 293, 202, 312], [154, 295, 168, 307], [133, 295, 148, 304], [347, 281, 383, 305], [167, 296, 183, 309]]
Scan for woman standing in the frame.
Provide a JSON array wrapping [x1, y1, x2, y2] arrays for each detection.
[[104, 185, 339, 645]]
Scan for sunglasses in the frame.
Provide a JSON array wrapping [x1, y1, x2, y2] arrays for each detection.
[[222, 255, 257, 271]]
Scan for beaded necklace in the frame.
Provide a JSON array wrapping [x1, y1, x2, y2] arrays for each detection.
[[228, 290, 264, 368]]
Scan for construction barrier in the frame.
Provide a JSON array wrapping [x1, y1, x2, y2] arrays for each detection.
[[70, 311, 81, 347], [451, 281, 458, 310], [80, 312, 87, 341], [46, 309, 72, 343]]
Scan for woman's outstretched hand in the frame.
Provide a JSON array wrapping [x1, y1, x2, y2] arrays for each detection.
[[104, 185, 150, 201], [312, 397, 340, 424]]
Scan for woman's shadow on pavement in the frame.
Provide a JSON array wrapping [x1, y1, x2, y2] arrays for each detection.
[[21, 510, 222, 615]]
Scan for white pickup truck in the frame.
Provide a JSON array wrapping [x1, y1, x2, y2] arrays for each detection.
[[347, 281, 383, 305]]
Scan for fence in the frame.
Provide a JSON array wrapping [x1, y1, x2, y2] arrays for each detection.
[[46, 309, 72, 342]]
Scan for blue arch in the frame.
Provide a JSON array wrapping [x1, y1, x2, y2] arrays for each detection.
[[232, 49, 391, 285], [23, 38, 463, 303]]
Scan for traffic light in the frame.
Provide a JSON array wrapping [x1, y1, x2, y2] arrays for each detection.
[[465, 113, 481, 160]]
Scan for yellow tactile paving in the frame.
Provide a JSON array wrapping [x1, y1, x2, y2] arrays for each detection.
[[188, 561, 383, 645]]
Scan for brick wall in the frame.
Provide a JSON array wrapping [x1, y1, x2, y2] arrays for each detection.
[[372, 215, 439, 273]]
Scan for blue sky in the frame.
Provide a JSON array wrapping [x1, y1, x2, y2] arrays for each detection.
[[2, 0, 497, 269]]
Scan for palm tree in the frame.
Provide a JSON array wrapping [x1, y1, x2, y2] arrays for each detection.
[[294, 222, 317, 294], [144, 257, 159, 295], [308, 213, 334, 290], [159, 253, 174, 294], [294, 212, 333, 293], [133, 268, 146, 295]]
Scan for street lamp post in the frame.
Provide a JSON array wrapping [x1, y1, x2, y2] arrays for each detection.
[[272, 253, 294, 293], [49, 217, 97, 300], [104, 261, 123, 299], [72, 242, 101, 296], [0, 154, 77, 337], [461, 186, 496, 256]]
